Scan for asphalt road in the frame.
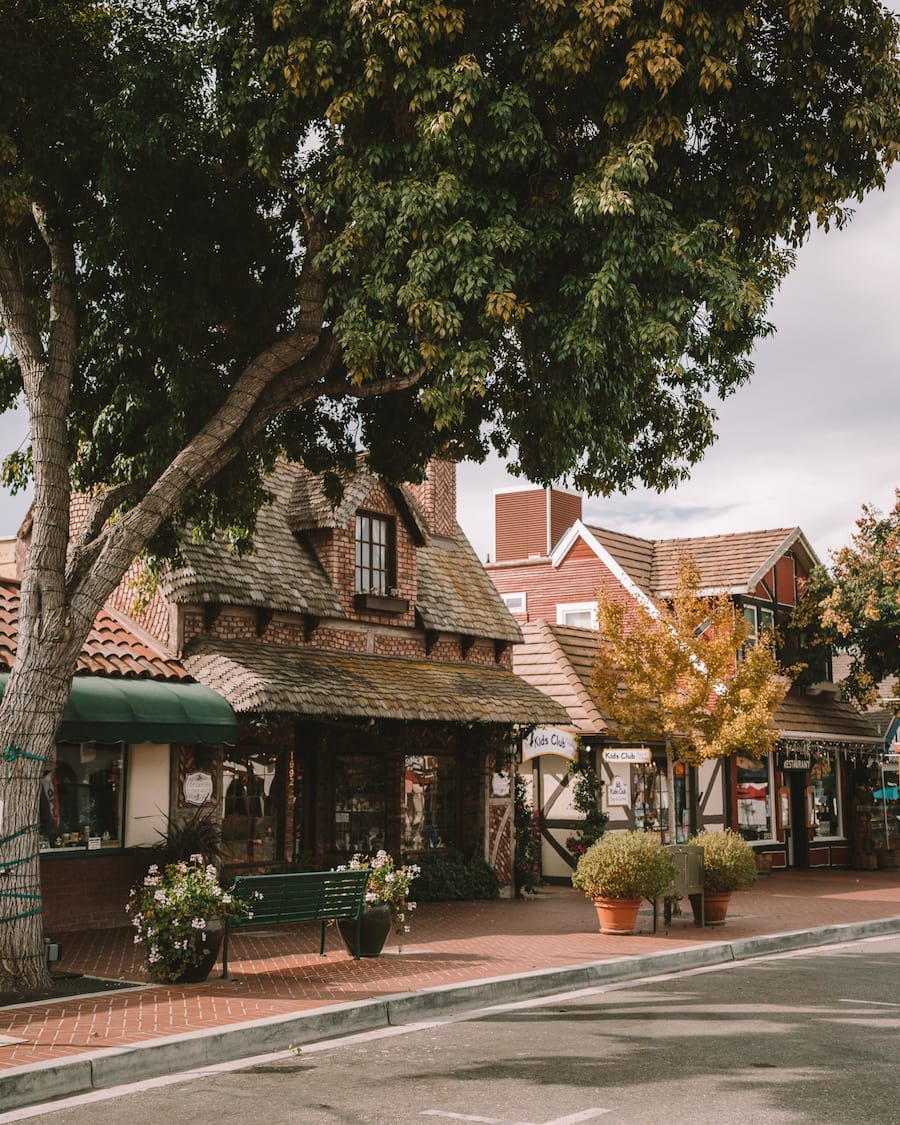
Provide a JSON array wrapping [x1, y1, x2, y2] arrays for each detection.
[[6, 934, 900, 1125]]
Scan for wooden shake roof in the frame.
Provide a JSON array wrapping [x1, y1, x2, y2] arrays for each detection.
[[584, 524, 819, 597], [183, 636, 567, 724]]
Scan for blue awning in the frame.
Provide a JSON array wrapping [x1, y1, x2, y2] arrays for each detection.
[[0, 674, 237, 745]]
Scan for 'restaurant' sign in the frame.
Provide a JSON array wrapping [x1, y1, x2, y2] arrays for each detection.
[[779, 748, 812, 771]]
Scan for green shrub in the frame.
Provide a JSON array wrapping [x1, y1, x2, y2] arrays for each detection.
[[688, 830, 758, 893], [514, 774, 542, 894], [413, 850, 501, 902], [572, 831, 676, 900]]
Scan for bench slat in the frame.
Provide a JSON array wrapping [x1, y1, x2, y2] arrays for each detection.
[[221, 869, 372, 976]]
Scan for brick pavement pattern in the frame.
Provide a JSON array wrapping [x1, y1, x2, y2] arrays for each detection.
[[2, 870, 900, 1074]]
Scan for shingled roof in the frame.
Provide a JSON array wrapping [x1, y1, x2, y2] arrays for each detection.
[[164, 459, 519, 644], [511, 621, 609, 734], [0, 582, 187, 680], [183, 637, 568, 725], [584, 524, 819, 598], [416, 528, 522, 644], [775, 691, 883, 747], [162, 461, 343, 617]]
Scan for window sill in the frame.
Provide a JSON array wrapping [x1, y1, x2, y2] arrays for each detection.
[[354, 593, 409, 615]]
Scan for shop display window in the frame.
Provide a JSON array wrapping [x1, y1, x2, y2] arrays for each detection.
[[221, 751, 279, 863], [39, 743, 124, 851], [403, 754, 458, 850], [631, 761, 689, 843], [736, 753, 774, 841], [810, 750, 841, 839], [332, 754, 387, 854]]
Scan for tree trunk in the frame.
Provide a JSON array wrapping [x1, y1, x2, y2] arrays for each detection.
[[664, 737, 678, 843]]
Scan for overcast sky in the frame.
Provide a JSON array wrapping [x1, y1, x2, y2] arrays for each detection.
[[458, 166, 900, 567]]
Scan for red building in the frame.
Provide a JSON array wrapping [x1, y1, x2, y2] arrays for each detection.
[[487, 487, 883, 877]]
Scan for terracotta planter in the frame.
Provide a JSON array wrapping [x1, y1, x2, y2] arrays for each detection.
[[338, 903, 393, 957], [690, 891, 731, 926], [592, 896, 642, 935]]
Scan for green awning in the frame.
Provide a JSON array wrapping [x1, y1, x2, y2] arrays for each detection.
[[0, 674, 237, 745]]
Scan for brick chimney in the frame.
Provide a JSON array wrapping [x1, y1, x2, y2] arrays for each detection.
[[407, 460, 457, 537], [494, 487, 582, 562]]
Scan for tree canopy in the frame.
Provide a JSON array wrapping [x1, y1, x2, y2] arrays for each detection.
[[794, 491, 900, 705], [0, 0, 899, 988], [592, 558, 789, 770]]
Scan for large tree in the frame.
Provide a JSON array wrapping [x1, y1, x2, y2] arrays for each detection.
[[0, 0, 898, 986], [592, 559, 789, 838], [794, 490, 900, 705]]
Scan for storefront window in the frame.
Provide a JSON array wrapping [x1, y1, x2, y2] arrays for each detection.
[[736, 753, 774, 841], [221, 751, 280, 863], [810, 750, 840, 839], [332, 754, 387, 853], [631, 761, 689, 843], [39, 743, 124, 851], [403, 754, 458, 850]]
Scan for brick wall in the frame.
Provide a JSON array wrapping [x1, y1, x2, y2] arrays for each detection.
[[406, 460, 457, 538], [487, 537, 633, 624], [41, 852, 148, 933]]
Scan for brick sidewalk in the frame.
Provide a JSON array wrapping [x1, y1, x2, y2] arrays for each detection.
[[2, 869, 900, 1076]]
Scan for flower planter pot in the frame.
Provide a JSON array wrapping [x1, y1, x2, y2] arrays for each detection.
[[171, 918, 224, 983], [338, 904, 393, 957], [690, 891, 731, 926], [592, 896, 642, 935]]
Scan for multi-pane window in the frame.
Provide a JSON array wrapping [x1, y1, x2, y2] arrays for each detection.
[[742, 603, 775, 641], [39, 743, 124, 851], [355, 512, 394, 595]]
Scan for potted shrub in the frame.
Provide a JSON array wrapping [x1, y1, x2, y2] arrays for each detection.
[[127, 855, 256, 982], [687, 830, 758, 925], [572, 831, 676, 934]]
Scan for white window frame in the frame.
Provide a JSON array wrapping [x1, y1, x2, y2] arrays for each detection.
[[501, 591, 527, 615], [556, 601, 598, 629]]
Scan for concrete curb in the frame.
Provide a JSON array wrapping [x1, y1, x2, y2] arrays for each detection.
[[4, 915, 900, 1112]]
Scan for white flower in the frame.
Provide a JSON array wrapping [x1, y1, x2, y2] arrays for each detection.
[[189, 853, 204, 863], [221, 894, 232, 905], [408, 902, 417, 910], [154, 889, 168, 904], [143, 875, 159, 887], [191, 917, 207, 930]]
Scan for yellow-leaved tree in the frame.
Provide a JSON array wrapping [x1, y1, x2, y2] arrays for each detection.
[[592, 559, 789, 839]]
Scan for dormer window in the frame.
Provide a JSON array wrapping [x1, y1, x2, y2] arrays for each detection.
[[355, 511, 395, 595]]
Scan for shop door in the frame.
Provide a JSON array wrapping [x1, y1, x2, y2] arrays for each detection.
[[788, 772, 810, 869]]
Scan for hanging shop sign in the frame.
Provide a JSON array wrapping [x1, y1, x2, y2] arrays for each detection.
[[602, 747, 652, 764], [522, 727, 578, 761], [183, 770, 214, 806], [779, 748, 812, 772]]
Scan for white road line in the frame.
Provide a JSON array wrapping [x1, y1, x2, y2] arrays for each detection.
[[421, 1110, 612, 1124], [837, 998, 900, 1007]]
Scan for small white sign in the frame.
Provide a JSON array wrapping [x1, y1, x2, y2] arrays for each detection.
[[523, 727, 578, 761], [606, 777, 630, 806], [88, 837, 102, 850], [602, 747, 652, 764], [183, 771, 214, 806]]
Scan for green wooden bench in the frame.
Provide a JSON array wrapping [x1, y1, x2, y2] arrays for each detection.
[[222, 868, 371, 977]]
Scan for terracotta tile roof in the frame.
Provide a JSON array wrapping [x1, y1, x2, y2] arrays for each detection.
[[182, 637, 569, 725], [162, 461, 343, 618], [775, 691, 883, 746], [0, 582, 187, 680], [511, 621, 610, 734], [585, 524, 815, 597], [416, 528, 522, 643]]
